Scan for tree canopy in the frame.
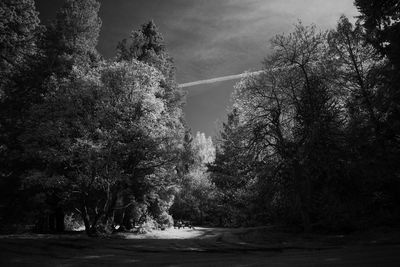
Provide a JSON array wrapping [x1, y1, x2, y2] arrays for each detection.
[[1, 0, 399, 235]]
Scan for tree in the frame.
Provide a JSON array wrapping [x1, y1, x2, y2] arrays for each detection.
[[354, 0, 400, 150], [0, 0, 185, 235], [0, 0, 42, 96], [354, 0, 400, 142], [191, 132, 216, 167], [327, 16, 387, 215], [117, 20, 184, 108], [20, 59, 183, 235], [115, 21, 186, 230], [0, 0, 45, 229], [328, 16, 383, 134], [226, 23, 348, 231], [0, 0, 103, 233], [44, 0, 102, 76], [170, 131, 217, 225], [32, 0, 102, 232], [354, 0, 400, 67], [208, 109, 261, 226]]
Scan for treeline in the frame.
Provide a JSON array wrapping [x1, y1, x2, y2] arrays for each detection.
[[0, 0, 212, 235], [1, 0, 399, 235], [208, 1, 400, 231]]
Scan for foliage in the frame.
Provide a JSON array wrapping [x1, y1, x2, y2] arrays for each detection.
[[208, 109, 259, 226], [117, 20, 184, 108], [170, 131, 217, 225], [0, 0, 47, 230], [0, 0, 186, 235], [1, 0, 400, 235], [113, 20, 186, 231], [44, 0, 102, 76], [210, 18, 400, 231], [0, 0, 42, 95], [19, 59, 184, 235], [354, 0, 400, 67], [353, 0, 400, 225]]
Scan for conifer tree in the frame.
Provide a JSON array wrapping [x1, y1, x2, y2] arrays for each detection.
[[117, 20, 184, 108], [45, 0, 102, 76], [0, 0, 42, 96]]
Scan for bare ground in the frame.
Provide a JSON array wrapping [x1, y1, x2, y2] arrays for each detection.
[[1, 227, 400, 266]]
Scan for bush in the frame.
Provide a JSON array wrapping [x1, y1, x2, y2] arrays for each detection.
[[64, 213, 84, 231], [157, 211, 174, 228], [137, 217, 158, 234]]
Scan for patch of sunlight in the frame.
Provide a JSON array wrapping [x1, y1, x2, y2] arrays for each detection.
[[74, 225, 86, 231], [124, 227, 214, 240]]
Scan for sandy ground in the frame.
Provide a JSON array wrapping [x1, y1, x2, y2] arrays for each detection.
[[1, 227, 400, 266]]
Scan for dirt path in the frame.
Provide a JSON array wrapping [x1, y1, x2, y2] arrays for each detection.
[[1, 227, 400, 266]]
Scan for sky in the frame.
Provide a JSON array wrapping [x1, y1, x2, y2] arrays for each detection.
[[35, 0, 359, 137]]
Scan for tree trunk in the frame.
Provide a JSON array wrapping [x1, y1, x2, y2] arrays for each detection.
[[300, 205, 312, 233], [82, 211, 91, 235], [55, 207, 65, 232], [301, 174, 312, 233], [293, 159, 312, 232], [122, 207, 133, 230], [48, 213, 56, 232], [200, 206, 204, 226], [80, 201, 97, 236]]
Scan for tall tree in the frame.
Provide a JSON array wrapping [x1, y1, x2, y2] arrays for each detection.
[[354, 0, 400, 67], [116, 21, 186, 229], [228, 23, 347, 231], [354, 0, 400, 220], [1, 0, 103, 232], [0, 0, 42, 95], [0, 0, 44, 228], [209, 109, 259, 226], [353, 0, 400, 144], [45, 0, 102, 76], [171, 131, 216, 225], [328, 15, 383, 134], [117, 20, 184, 108], [20, 59, 181, 235]]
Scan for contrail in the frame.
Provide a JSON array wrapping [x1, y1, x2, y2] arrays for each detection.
[[178, 70, 264, 88]]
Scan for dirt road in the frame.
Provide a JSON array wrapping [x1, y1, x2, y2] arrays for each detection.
[[1, 227, 400, 266]]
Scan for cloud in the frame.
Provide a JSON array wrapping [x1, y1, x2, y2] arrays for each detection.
[[161, 0, 358, 84], [179, 70, 264, 88]]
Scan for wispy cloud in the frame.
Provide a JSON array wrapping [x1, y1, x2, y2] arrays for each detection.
[[164, 0, 357, 83], [179, 70, 264, 88]]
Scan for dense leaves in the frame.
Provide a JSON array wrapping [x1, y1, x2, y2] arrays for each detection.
[[0, 0, 185, 235], [210, 16, 400, 231], [0, 0, 42, 94], [354, 0, 400, 67], [44, 0, 102, 76], [170, 131, 217, 225], [1, 0, 399, 235]]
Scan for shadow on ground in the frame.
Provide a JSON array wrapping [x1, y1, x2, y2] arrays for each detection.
[[1, 227, 400, 266]]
